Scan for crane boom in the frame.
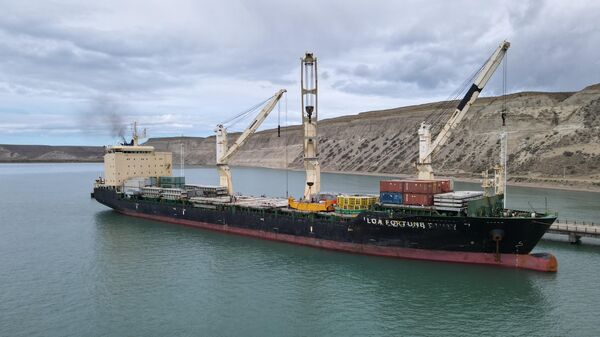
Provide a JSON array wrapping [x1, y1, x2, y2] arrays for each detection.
[[215, 89, 286, 194], [417, 40, 510, 180]]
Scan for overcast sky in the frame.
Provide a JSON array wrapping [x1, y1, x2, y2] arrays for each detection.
[[0, 0, 598, 145]]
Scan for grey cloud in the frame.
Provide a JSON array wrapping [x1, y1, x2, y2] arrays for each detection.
[[0, 0, 598, 145], [332, 80, 413, 97], [353, 64, 372, 78], [330, 1, 599, 97]]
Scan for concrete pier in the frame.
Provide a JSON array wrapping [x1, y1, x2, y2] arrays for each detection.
[[547, 222, 600, 244]]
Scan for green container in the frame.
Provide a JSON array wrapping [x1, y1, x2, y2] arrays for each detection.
[[159, 176, 185, 187], [161, 183, 184, 188]]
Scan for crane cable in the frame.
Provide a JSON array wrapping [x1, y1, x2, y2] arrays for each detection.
[[502, 52, 508, 125], [423, 66, 475, 123], [427, 60, 486, 132], [284, 91, 289, 198], [404, 54, 490, 157], [220, 93, 278, 129], [277, 95, 281, 137]]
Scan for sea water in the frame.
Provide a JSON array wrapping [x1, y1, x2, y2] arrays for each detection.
[[1, 163, 599, 337]]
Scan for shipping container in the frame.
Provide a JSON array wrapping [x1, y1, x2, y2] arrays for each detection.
[[159, 176, 185, 183], [433, 179, 453, 193], [438, 179, 454, 193], [403, 180, 442, 194], [380, 192, 403, 204], [380, 180, 404, 193], [403, 193, 434, 206], [159, 176, 185, 188]]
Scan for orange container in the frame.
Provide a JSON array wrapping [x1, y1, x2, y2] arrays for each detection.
[[435, 179, 453, 193], [380, 180, 404, 192], [403, 193, 434, 206], [403, 180, 442, 194]]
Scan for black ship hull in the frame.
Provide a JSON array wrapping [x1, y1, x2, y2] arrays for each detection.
[[93, 187, 557, 271]]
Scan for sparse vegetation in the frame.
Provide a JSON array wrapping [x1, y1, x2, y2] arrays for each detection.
[[18, 85, 590, 191]]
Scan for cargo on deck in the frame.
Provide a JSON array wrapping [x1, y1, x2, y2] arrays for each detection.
[[380, 180, 404, 192]]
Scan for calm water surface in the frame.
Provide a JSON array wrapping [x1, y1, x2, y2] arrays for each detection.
[[1, 163, 599, 337]]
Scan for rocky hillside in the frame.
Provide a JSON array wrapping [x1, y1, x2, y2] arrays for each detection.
[[2, 84, 598, 189], [0, 145, 103, 162], [146, 84, 600, 189]]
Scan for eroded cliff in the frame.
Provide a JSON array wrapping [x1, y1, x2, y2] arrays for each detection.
[[145, 84, 600, 189]]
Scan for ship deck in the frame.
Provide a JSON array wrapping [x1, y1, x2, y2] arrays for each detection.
[[189, 195, 359, 217], [96, 183, 554, 221]]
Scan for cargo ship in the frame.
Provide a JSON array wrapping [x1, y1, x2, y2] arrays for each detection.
[[92, 47, 558, 272]]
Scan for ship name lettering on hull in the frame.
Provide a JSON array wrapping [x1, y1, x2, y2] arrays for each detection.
[[363, 217, 457, 231]]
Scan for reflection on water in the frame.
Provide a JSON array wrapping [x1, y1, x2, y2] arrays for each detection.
[[92, 208, 557, 336]]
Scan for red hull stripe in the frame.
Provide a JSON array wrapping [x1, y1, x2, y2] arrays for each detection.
[[118, 210, 558, 272]]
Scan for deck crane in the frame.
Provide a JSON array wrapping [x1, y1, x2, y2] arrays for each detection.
[[417, 40, 510, 181], [287, 52, 335, 212], [215, 89, 287, 195], [300, 52, 320, 201]]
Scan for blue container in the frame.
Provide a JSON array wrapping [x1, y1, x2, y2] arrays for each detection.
[[380, 192, 403, 204]]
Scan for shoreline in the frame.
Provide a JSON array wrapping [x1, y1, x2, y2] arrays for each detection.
[[0, 160, 102, 163], [319, 169, 600, 193], [229, 165, 600, 193], [2, 161, 599, 193]]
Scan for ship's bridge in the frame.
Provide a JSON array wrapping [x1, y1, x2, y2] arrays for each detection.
[[102, 144, 171, 187]]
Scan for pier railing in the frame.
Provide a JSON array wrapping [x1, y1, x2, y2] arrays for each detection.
[[555, 219, 598, 227], [547, 220, 600, 244]]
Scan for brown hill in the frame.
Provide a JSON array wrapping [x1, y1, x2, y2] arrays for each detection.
[[3, 84, 599, 190], [0, 145, 104, 162], [145, 84, 600, 190]]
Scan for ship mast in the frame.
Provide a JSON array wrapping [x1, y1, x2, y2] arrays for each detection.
[[301, 52, 320, 201], [130, 121, 146, 146]]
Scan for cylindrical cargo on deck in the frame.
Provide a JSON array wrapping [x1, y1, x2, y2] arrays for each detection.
[[336, 195, 378, 210], [403, 193, 434, 206], [380, 192, 403, 204], [380, 180, 404, 193]]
